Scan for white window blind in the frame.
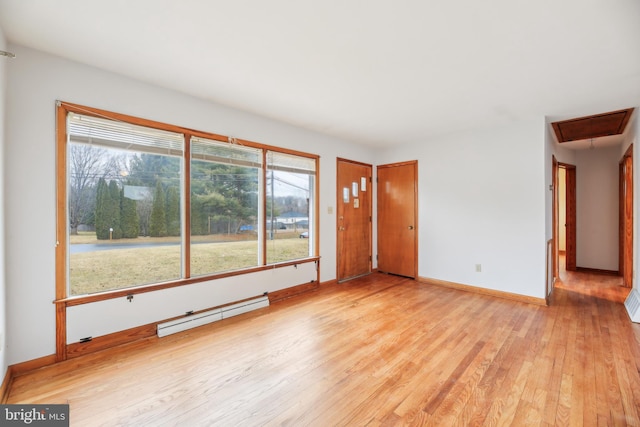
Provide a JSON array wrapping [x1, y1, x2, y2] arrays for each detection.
[[267, 151, 316, 174], [191, 136, 262, 168], [67, 112, 184, 156]]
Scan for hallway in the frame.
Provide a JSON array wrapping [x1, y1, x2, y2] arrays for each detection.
[[555, 254, 628, 302]]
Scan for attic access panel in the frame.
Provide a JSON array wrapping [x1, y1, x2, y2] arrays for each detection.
[[552, 108, 634, 143]]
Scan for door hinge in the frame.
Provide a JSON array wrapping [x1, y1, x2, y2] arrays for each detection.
[[369, 255, 372, 261], [369, 216, 372, 222]]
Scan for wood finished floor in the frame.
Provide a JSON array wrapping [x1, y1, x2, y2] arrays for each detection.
[[7, 270, 640, 426]]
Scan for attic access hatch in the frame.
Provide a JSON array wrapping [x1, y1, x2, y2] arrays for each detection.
[[552, 108, 634, 143]]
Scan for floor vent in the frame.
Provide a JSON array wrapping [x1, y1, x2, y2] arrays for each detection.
[[624, 288, 640, 323], [157, 296, 269, 337]]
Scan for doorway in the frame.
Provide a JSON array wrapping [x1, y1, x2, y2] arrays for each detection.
[[554, 160, 577, 280], [377, 160, 418, 278], [336, 158, 372, 282]]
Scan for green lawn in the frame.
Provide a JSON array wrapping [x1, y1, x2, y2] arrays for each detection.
[[69, 233, 310, 295]]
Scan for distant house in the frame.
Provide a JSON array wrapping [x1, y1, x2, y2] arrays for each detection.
[[276, 212, 308, 229]]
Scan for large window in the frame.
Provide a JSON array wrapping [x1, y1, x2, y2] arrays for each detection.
[[266, 151, 315, 264], [190, 137, 261, 277], [59, 103, 318, 297]]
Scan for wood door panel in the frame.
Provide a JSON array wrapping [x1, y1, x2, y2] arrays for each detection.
[[624, 154, 633, 286], [337, 159, 372, 281], [565, 165, 577, 271], [552, 156, 558, 282], [620, 145, 633, 287], [377, 161, 417, 278]]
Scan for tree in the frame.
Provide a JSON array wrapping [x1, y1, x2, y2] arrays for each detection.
[[190, 161, 259, 234], [165, 186, 180, 236], [120, 189, 139, 238], [191, 192, 226, 235], [70, 144, 129, 235], [95, 179, 123, 240], [94, 178, 109, 240], [126, 153, 180, 237], [68, 145, 104, 234], [190, 196, 208, 236], [136, 195, 153, 237], [149, 181, 167, 237], [127, 153, 180, 187], [108, 181, 122, 239]]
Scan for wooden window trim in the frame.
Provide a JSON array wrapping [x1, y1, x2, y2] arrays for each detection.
[[56, 100, 320, 304], [55, 257, 320, 307]]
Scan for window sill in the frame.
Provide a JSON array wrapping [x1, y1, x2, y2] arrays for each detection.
[[55, 256, 320, 307]]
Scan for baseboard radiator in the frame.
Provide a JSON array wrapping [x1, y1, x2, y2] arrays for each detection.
[[624, 288, 640, 323], [157, 296, 269, 338]]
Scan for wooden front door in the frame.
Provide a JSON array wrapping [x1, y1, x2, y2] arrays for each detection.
[[377, 161, 417, 278], [337, 159, 372, 282]]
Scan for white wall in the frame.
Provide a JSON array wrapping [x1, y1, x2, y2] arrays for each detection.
[[378, 119, 547, 299], [574, 146, 620, 271], [4, 44, 375, 365], [67, 262, 317, 343], [0, 25, 8, 381]]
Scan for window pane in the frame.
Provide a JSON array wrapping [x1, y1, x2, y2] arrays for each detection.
[[67, 114, 183, 296], [266, 151, 315, 264], [63, 108, 319, 297], [190, 137, 261, 276]]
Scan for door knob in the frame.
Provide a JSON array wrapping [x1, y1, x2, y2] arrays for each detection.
[[408, 225, 414, 230]]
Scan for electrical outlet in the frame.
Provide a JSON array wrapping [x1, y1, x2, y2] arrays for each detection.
[[475, 264, 482, 273]]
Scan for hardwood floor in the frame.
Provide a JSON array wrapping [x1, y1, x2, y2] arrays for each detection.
[[7, 270, 640, 426]]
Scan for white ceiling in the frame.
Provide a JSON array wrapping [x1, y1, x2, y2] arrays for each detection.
[[0, 0, 639, 148]]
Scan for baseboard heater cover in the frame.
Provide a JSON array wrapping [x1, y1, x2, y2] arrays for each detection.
[[221, 295, 270, 319], [625, 288, 640, 323], [157, 296, 270, 337]]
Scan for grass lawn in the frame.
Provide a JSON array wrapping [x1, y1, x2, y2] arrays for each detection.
[[69, 232, 310, 295]]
